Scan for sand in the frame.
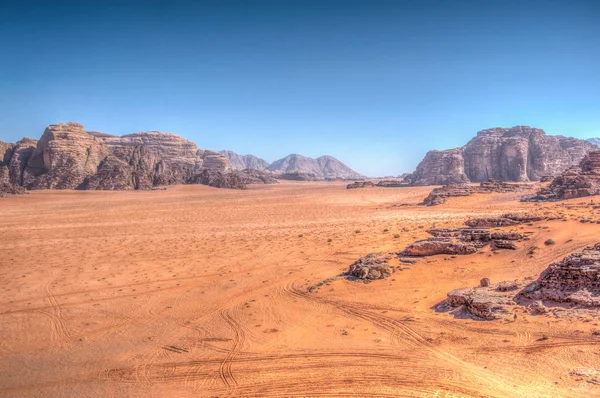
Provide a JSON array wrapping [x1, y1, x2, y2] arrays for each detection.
[[1, 181, 600, 397]]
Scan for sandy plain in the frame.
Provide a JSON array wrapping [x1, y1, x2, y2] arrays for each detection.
[[1, 181, 600, 397]]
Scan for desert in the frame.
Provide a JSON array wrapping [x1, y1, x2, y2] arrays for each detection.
[[3, 179, 600, 397]]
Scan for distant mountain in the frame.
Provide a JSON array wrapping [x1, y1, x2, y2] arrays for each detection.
[[267, 154, 364, 180], [588, 138, 600, 147], [220, 150, 270, 171]]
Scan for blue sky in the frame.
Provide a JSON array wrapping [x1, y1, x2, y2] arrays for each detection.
[[1, 0, 599, 176]]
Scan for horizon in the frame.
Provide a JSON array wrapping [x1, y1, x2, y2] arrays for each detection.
[[1, 0, 599, 176]]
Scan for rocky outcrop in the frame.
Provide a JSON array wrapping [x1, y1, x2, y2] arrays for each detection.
[[440, 244, 600, 320], [401, 224, 525, 257], [523, 151, 600, 201], [267, 154, 364, 180], [1, 123, 251, 194], [421, 180, 533, 206], [23, 123, 109, 189], [464, 212, 544, 228], [405, 148, 468, 186], [347, 253, 394, 280], [520, 243, 600, 306], [347, 181, 375, 189], [408, 126, 595, 186], [446, 285, 516, 320], [220, 150, 269, 171], [347, 179, 407, 189]]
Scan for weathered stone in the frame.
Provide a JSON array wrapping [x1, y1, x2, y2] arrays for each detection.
[[408, 126, 595, 186], [465, 213, 543, 228], [422, 180, 534, 206], [23, 123, 109, 189], [491, 240, 518, 250], [347, 181, 375, 189], [401, 239, 479, 257], [524, 151, 600, 201], [347, 253, 394, 280], [446, 286, 514, 320], [520, 243, 600, 306], [405, 148, 468, 186]]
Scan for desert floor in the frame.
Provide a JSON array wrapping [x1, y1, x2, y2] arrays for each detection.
[[1, 181, 600, 397]]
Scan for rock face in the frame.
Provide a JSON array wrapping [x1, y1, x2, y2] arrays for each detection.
[[464, 212, 544, 228], [524, 151, 600, 201], [267, 154, 364, 180], [1, 122, 268, 195], [441, 244, 600, 320], [347, 253, 394, 280], [521, 243, 600, 306], [220, 150, 270, 171], [405, 148, 468, 186], [407, 126, 595, 186], [23, 123, 109, 189], [422, 180, 533, 206]]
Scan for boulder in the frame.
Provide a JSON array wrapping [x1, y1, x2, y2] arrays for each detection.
[[347, 253, 394, 280]]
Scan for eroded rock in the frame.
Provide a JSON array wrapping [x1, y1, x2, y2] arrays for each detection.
[[347, 253, 394, 280]]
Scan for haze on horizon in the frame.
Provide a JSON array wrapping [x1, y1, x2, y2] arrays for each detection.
[[1, 0, 599, 176]]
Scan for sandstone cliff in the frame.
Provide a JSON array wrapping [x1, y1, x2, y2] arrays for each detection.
[[407, 126, 595, 185], [1, 122, 252, 194]]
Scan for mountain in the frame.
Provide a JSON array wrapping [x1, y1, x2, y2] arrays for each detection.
[[219, 150, 270, 171], [406, 126, 596, 186], [588, 138, 600, 147], [266, 154, 364, 180], [0, 122, 275, 193]]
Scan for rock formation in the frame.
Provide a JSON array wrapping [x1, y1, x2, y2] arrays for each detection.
[[407, 126, 595, 186], [347, 181, 375, 189], [267, 154, 364, 180], [400, 221, 528, 257], [220, 150, 270, 171], [520, 243, 600, 306], [347, 253, 394, 280], [524, 150, 600, 201], [1, 122, 282, 195], [405, 148, 468, 186], [422, 180, 533, 206], [23, 123, 109, 189]]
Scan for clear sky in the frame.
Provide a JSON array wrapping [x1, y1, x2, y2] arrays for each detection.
[[1, 0, 599, 176]]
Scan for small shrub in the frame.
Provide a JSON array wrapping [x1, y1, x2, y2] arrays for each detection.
[[327, 238, 332, 243], [298, 234, 303, 238], [544, 238, 555, 246], [393, 234, 400, 239], [383, 228, 389, 233], [355, 230, 361, 234]]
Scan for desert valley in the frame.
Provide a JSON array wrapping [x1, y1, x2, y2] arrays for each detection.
[[2, 124, 600, 397]]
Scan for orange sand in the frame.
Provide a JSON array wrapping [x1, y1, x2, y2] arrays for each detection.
[[1, 181, 600, 397]]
